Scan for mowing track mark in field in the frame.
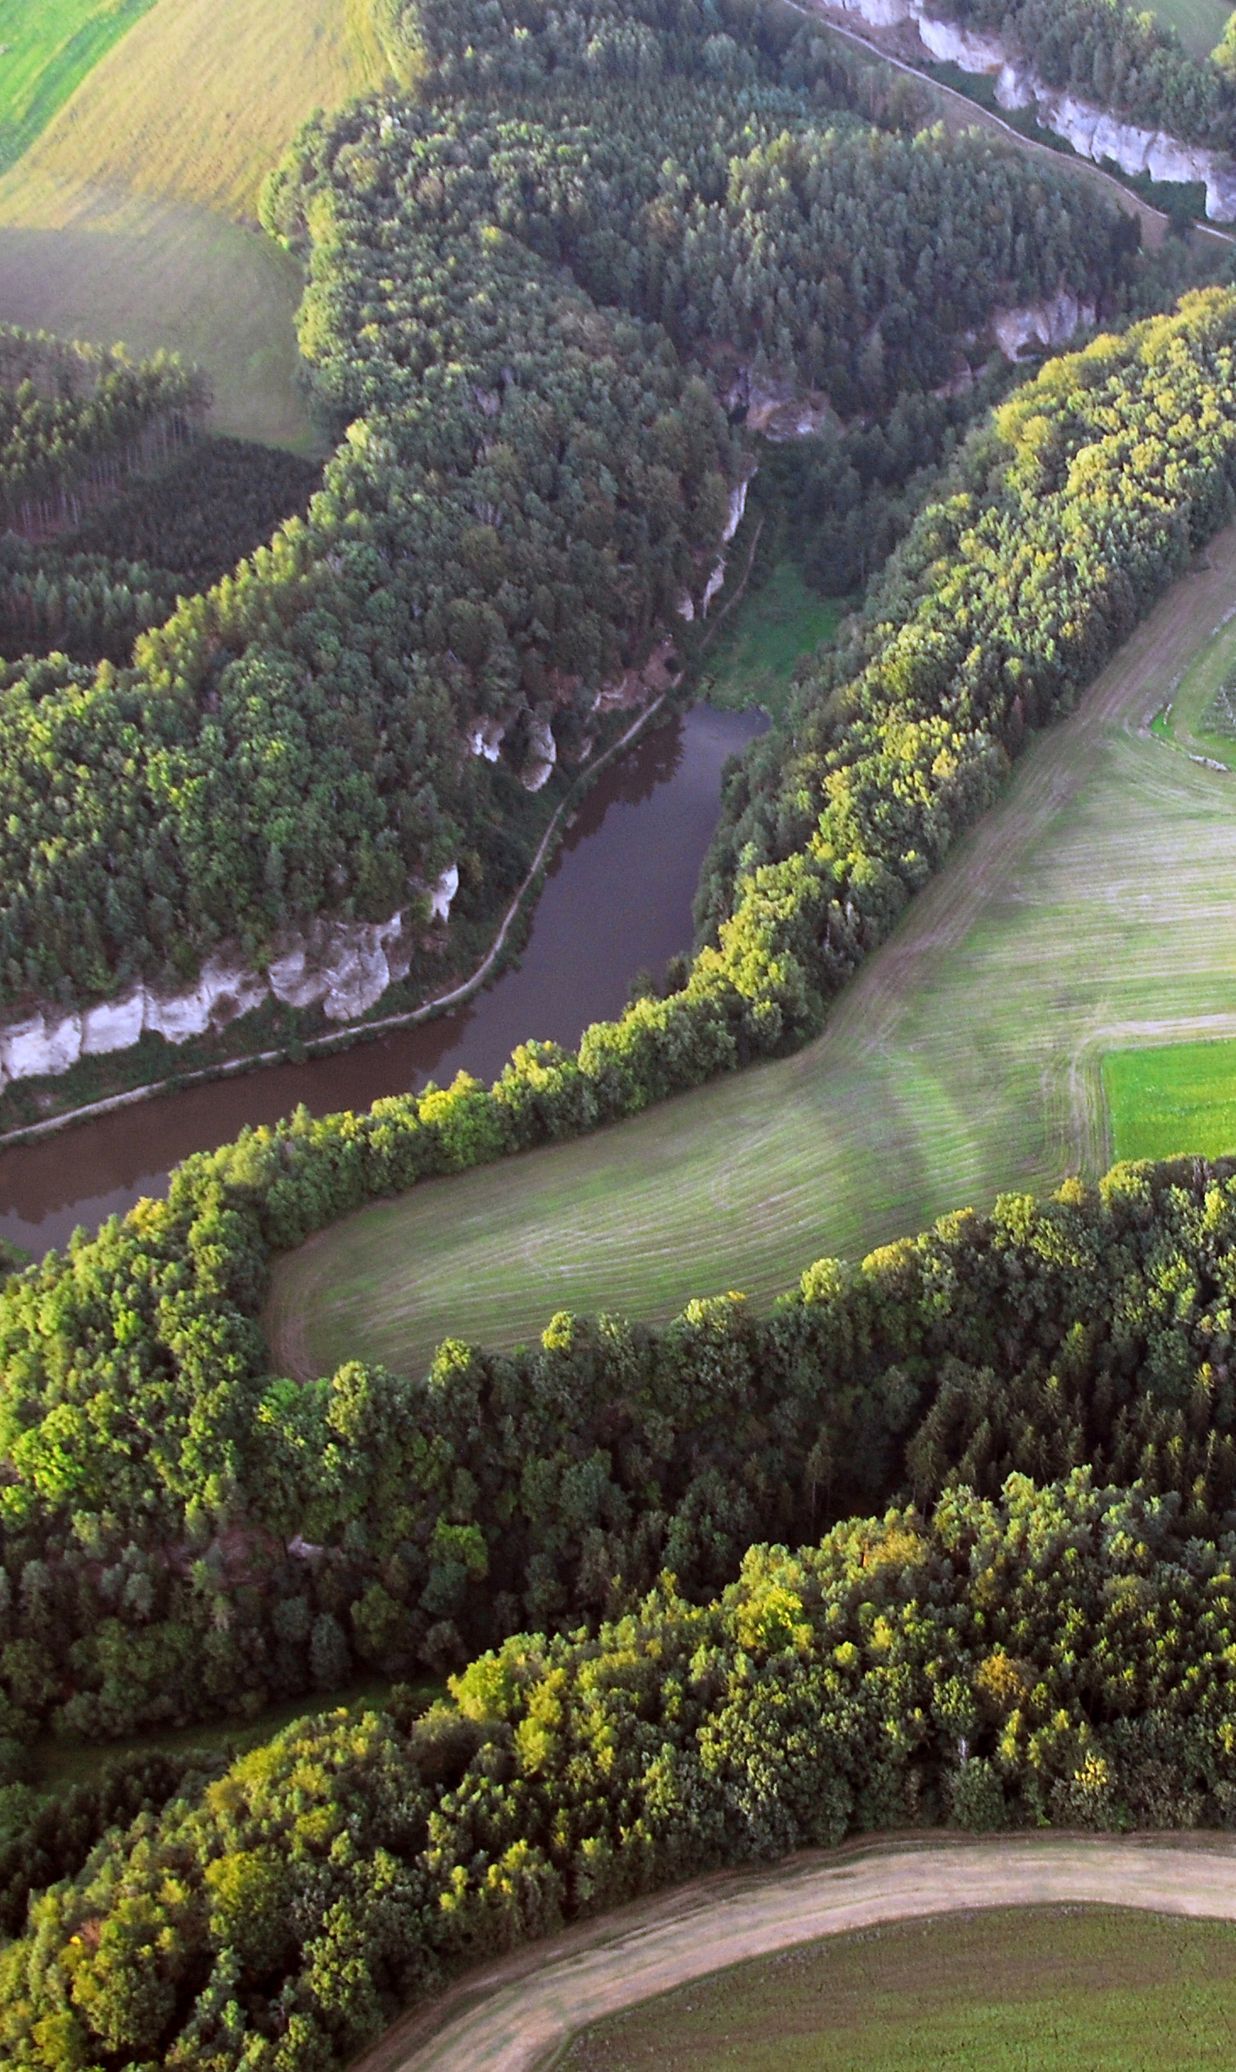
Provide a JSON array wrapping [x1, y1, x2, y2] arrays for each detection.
[[350, 1835, 1236, 2072]]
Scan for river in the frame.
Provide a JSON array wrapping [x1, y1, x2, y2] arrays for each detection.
[[0, 703, 764, 1258]]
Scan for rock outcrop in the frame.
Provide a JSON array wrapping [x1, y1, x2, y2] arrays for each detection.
[[822, 0, 1236, 220], [991, 289, 1097, 359], [0, 864, 461, 1091], [521, 714, 558, 792]]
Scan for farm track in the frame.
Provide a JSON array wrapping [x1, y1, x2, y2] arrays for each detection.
[[350, 1834, 1236, 2072], [268, 527, 1236, 1381]]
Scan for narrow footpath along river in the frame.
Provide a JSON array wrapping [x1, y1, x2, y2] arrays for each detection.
[[0, 703, 765, 1258]]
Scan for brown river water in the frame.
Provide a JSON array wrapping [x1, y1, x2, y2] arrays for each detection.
[[0, 703, 765, 1258]]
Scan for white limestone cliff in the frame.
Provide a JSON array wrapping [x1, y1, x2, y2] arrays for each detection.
[[823, 0, 1236, 221], [0, 868, 462, 1089], [991, 289, 1096, 359]]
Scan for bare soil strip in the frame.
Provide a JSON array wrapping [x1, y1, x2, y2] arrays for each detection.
[[351, 1834, 1236, 2072]]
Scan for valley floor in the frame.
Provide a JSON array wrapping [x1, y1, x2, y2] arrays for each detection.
[[269, 525, 1236, 1380]]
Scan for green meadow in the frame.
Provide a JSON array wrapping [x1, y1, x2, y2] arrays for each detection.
[[702, 559, 844, 720], [1105, 1036, 1236, 1160], [1146, 0, 1231, 61], [0, 0, 156, 175]]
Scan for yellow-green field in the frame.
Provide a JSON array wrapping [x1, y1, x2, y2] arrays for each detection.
[[560, 1908, 1236, 2070], [1105, 1035, 1236, 1160], [268, 528, 1236, 1382], [0, 0, 394, 447]]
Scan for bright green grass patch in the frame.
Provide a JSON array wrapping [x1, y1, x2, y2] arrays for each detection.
[[702, 561, 843, 720], [0, 0, 156, 176], [266, 527, 1236, 1383], [560, 1907, 1236, 2070], [1104, 1037, 1236, 1161], [1146, 0, 1231, 62]]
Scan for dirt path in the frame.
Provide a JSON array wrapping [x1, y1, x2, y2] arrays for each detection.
[[352, 1833, 1236, 2071]]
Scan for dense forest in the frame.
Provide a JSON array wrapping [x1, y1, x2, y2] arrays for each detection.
[[4, 286, 1236, 1741], [0, 0, 1140, 1020], [3, 1463, 1236, 2066]]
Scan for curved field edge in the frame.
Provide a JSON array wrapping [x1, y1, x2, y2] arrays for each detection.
[[349, 1835, 1236, 2072], [266, 523, 1236, 1382]]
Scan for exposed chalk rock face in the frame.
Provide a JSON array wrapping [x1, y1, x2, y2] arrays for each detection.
[[831, 0, 1236, 221], [0, 1012, 82, 1084], [676, 591, 696, 621], [522, 713, 558, 792], [723, 475, 750, 543], [834, 0, 916, 28], [428, 863, 459, 923], [992, 289, 1096, 360], [469, 717, 506, 761], [916, 11, 1004, 71], [0, 878, 461, 1089], [81, 990, 147, 1058], [701, 557, 727, 615], [143, 982, 215, 1044]]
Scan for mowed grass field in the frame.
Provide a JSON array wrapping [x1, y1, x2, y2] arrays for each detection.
[[1105, 1035, 1236, 1159], [560, 1907, 1236, 2070], [1152, 592, 1236, 767], [268, 527, 1236, 1382], [0, 0, 393, 447]]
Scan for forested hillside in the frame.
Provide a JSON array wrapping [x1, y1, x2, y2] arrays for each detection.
[[3, 285, 1236, 1741], [0, 0, 1138, 1023], [4, 1464, 1236, 2067]]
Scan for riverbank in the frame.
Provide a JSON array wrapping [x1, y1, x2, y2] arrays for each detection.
[[0, 702, 765, 1256]]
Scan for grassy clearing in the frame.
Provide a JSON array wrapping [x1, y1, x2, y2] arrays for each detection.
[[268, 528, 1236, 1381], [0, 0, 156, 175], [700, 560, 843, 721], [1105, 1035, 1236, 1160], [559, 1907, 1236, 2069], [1146, 0, 1231, 61], [0, 0, 394, 448]]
